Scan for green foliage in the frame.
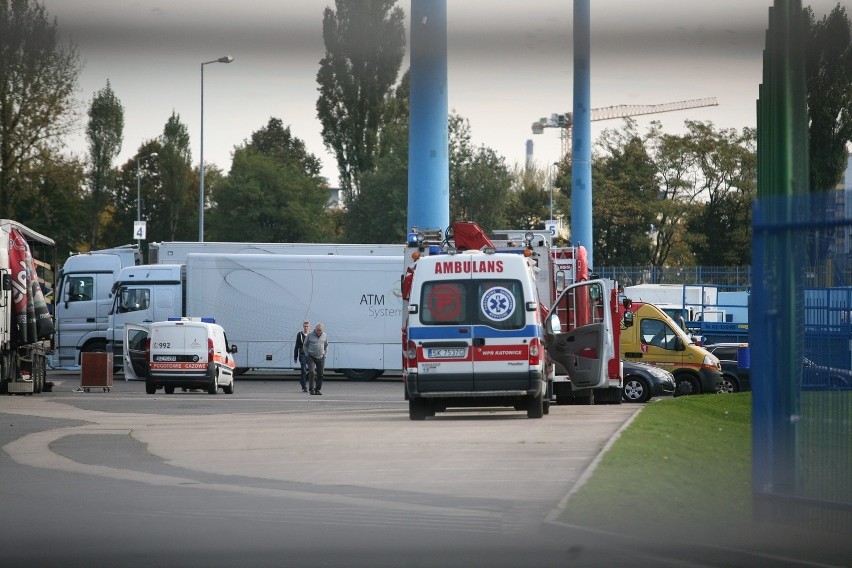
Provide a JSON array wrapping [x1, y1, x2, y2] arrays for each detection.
[[0, 0, 81, 219], [316, 0, 406, 201], [206, 118, 330, 242], [343, 74, 409, 243], [85, 80, 124, 248], [159, 112, 193, 241], [561, 394, 752, 537], [804, 3, 852, 192], [449, 115, 512, 232]]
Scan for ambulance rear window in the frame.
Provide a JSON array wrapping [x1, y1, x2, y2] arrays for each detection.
[[420, 279, 525, 330]]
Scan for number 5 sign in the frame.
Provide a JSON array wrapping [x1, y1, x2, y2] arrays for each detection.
[[545, 220, 557, 237]]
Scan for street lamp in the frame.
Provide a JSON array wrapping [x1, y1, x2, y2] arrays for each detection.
[[199, 55, 234, 242], [136, 152, 158, 247]]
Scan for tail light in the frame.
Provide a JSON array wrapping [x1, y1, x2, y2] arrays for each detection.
[[529, 337, 541, 366], [405, 340, 418, 368], [208, 337, 215, 360], [145, 337, 151, 359]]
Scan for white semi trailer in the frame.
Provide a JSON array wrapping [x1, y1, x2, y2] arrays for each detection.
[[110, 253, 404, 380]]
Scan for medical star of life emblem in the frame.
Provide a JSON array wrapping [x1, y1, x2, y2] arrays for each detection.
[[481, 287, 515, 321]]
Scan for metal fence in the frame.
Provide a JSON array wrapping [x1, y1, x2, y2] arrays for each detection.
[[752, 189, 852, 533], [594, 266, 753, 287]]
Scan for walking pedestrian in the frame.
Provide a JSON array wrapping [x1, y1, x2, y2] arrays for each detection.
[[293, 321, 310, 392], [304, 323, 328, 395]]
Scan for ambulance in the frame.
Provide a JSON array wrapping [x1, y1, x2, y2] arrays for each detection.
[[123, 317, 238, 395], [402, 248, 549, 419]]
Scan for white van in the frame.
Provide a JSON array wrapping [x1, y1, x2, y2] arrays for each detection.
[[123, 317, 237, 395], [403, 249, 550, 419]]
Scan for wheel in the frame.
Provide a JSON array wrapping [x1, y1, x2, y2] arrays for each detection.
[[527, 394, 544, 418], [342, 369, 381, 381], [234, 368, 249, 376], [164, 386, 175, 394], [719, 373, 739, 394], [145, 381, 156, 395], [543, 382, 552, 415], [208, 372, 219, 395], [674, 374, 701, 397], [84, 388, 90, 393], [622, 376, 651, 403], [409, 398, 427, 420], [222, 375, 234, 394]]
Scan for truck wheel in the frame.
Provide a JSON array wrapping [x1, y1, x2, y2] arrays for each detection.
[[674, 374, 700, 397], [527, 394, 544, 418], [343, 369, 381, 381], [164, 386, 175, 394], [145, 381, 156, 395], [622, 377, 650, 403], [409, 398, 427, 420]]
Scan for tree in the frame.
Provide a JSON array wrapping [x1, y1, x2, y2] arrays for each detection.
[[206, 118, 330, 242], [504, 165, 551, 232], [158, 112, 193, 240], [803, 3, 852, 192], [0, 0, 81, 218], [343, 71, 409, 243], [85, 80, 124, 248], [316, 0, 406, 202], [591, 120, 659, 266], [448, 115, 513, 232]]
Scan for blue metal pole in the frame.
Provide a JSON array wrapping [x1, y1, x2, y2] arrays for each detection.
[[571, 0, 593, 266], [408, 0, 449, 234]]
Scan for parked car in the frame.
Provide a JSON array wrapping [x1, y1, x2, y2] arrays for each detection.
[[704, 343, 751, 393], [621, 360, 676, 403], [802, 357, 852, 391]]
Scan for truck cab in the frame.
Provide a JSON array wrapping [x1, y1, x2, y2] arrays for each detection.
[[620, 302, 722, 396], [124, 317, 237, 395], [54, 245, 141, 368]]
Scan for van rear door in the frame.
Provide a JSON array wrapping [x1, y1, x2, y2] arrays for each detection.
[[471, 279, 533, 391], [413, 279, 474, 391], [545, 279, 613, 389], [123, 323, 150, 380]]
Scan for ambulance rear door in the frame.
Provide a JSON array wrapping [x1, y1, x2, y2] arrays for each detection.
[[413, 276, 474, 392]]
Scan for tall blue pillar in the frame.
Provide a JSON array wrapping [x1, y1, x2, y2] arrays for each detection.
[[571, 0, 593, 266], [408, 0, 449, 234]]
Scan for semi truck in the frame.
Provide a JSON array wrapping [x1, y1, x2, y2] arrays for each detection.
[[110, 253, 404, 380], [1, 220, 56, 394], [54, 244, 141, 368], [55, 240, 402, 370]]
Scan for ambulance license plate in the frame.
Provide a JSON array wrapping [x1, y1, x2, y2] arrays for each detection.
[[427, 348, 466, 359]]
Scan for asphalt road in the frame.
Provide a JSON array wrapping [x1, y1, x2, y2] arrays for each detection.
[[1, 371, 838, 567]]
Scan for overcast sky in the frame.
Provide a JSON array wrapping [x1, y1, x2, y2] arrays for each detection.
[[43, 0, 841, 185]]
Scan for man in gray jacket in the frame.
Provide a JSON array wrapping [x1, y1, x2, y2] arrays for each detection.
[[304, 323, 328, 395]]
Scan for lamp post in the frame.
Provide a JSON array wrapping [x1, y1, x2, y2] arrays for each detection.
[[136, 152, 158, 247], [199, 55, 234, 242]]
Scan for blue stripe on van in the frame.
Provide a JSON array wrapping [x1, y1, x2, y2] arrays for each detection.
[[408, 324, 541, 340]]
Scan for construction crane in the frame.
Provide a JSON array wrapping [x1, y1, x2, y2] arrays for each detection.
[[531, 97, 719, 159]]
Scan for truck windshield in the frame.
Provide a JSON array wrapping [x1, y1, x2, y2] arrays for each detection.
[[419, 279, 525, 330], [115, 287, 150, 314]]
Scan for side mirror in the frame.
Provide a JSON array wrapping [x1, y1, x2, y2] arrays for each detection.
[[546, 313, 562, 335], [622, 297, 632, 309], [230, 344, 239, 354], [1, 273, 10, 291], [622, 311, 634, 328], [675, 338, 685, 351]]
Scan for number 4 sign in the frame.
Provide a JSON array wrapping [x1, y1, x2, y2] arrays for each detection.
[[133, 221, 147, 240]]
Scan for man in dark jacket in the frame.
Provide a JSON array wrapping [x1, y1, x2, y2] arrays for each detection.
[[293, 321, 310, 392]]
